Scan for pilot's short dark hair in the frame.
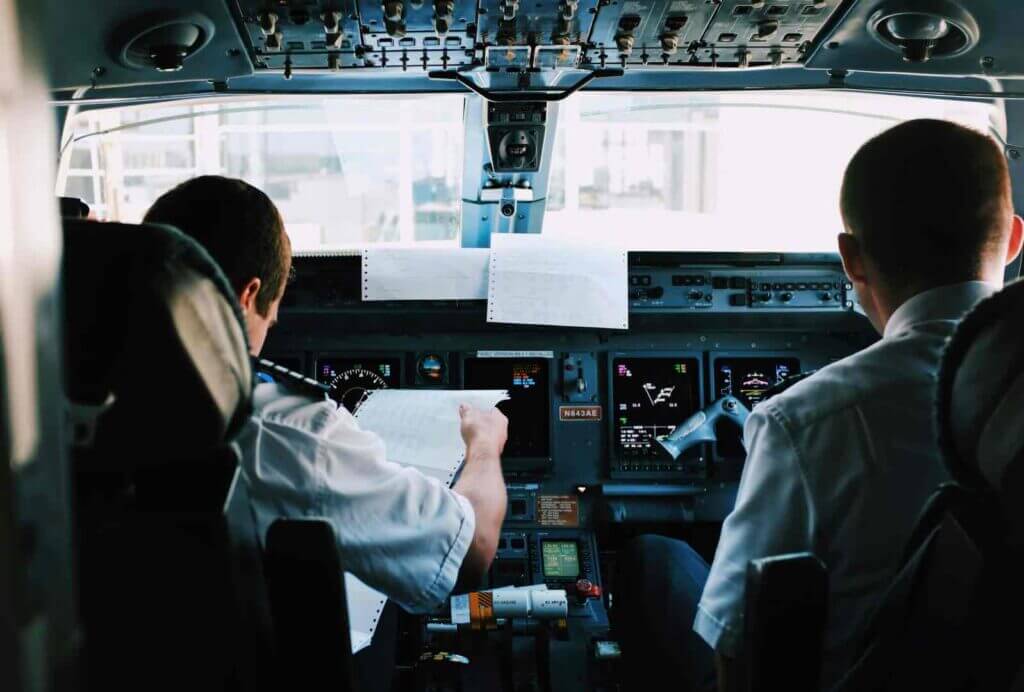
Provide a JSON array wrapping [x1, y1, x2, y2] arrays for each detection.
[[144, 175, 291, 315], [840, 118, 1012, 286]]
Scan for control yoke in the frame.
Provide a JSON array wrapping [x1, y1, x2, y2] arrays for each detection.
[[658, 396, 751, 460]]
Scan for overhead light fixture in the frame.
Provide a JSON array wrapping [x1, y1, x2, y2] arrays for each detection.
[[112, 11, 216, 72], [867, 1, 978, 63]]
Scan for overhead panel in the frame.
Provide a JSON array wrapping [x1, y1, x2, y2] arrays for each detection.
[[229, 0, 854, 74], [236, 0, 365, 69], [699, 0, 846, 67], [355, 0, 477, 66], [586, 0, 715, 67], [475, 0, 600, 55]]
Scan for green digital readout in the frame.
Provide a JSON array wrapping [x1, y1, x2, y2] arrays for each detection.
[[541, 541, 580, 579]]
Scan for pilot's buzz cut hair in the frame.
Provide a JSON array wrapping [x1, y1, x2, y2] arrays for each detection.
[[840, 118, 1013, 287], [144, 175, 292, 316]]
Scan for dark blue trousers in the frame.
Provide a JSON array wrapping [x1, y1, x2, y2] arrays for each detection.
[[612, 535, 717, 692]]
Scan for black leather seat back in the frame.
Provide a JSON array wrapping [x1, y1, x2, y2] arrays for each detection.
[[833, 279, 1024, 691], [938, 278, 1024, 541], [63, 219, 261, 690], [63, 219, 252, 463], [744, 553, 828, 692], [264, 518, 358, 691]]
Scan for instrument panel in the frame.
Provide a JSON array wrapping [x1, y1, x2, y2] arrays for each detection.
[[262, 253, 873, 684], [266, 252, 873, 529], [271, 347, 830, 484]]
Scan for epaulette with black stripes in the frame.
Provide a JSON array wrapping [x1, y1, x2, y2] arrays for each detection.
[[253, 357, 331, 399]]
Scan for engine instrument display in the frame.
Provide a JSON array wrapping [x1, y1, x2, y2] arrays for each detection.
[[463, 357, 551, 463], [714, 357, 800, 408], [317, 356, 402, 412], [612, 356, 701, 458]]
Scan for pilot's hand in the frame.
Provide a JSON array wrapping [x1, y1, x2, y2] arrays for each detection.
[[459, 405, 508, 458]]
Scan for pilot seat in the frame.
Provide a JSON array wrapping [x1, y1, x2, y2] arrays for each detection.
[[746, 279, 1024, 691]]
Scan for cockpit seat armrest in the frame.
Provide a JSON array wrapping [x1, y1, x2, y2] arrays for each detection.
[[264, 518, 359, 692], [743, 552, 828, 692]]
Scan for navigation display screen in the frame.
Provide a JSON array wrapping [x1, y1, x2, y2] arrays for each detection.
[[317, 356, 402, 412], [713, 357, 800, 457], [463, 357, 550, 460], [612, 357, 701, 458], [714, 357, 800, 408], [541, 541, 580, 579]]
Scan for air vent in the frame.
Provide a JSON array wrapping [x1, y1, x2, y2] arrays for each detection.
[[867, 1, 978, 63], [112, 11, 215, 72]]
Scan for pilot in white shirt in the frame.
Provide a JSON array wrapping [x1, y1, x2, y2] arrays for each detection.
[[236, 381, 477, 613], [613, 120, 1024, 692], [142, 176, 509, 626], [693, 280, 998, 684]]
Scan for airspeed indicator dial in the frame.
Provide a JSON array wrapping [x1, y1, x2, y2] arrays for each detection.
[[330, 368, 388, 411]]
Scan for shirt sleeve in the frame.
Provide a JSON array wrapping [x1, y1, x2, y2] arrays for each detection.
[[693, 403, 815, 656], [240, 392, 476, 614]]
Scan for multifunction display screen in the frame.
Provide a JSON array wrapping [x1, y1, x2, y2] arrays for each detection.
[[317, 356, 402, 412], [612, 357, 701, 458], [541, 541, 580, 579], [463, 357, 550, 460]]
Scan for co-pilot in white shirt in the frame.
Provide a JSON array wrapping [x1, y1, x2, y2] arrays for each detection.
[[234, 384, 476, 614], [693, 281, 998, 689]]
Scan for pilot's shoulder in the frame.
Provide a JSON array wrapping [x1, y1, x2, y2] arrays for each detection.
[[252, 358, 353, 434], [757, 339, 910, 429], [254, 357, 331, 398]]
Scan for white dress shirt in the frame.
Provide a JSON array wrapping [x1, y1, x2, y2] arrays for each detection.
[[693, 281, 998, 688], [233, 382, 476, 614]]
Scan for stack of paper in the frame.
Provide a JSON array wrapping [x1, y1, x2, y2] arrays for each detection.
[[486, 234, 629, 330], [362, 248, 490, 301], [343, 388, 509, 652], [361, 237, 629, 330]]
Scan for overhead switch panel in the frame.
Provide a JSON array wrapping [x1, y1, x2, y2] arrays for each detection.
[[233, 0, 852, 72]]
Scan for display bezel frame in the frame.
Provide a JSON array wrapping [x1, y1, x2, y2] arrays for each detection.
[[607, 351, 706, 466], [459, 353, 555, 475], [709, 351, 803, 461], [539, 538, 582, 582]]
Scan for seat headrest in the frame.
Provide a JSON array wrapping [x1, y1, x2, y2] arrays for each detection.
[[63, 220, 253, 462], [59, 196, 89, 218], [937, 279, 1024, 512]]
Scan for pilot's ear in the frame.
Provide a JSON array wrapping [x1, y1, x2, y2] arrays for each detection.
[[1005, 214, 1024, 266], [238, 277, 262, 314], [837, 232, 867, 284]]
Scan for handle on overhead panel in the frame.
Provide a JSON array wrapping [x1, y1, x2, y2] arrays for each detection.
[[427, 68, 624, 102]]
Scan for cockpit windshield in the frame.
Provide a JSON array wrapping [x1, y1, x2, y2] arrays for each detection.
[[61, 96, 465, 250], [545, 91, 1000, 251], [60, 92, 1000, 253]]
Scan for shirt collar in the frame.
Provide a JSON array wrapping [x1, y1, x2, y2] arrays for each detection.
[[883, 281, 1000, 339]]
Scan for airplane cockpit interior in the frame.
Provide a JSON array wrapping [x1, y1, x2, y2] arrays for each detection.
[[5, 1, 1024, 691]]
